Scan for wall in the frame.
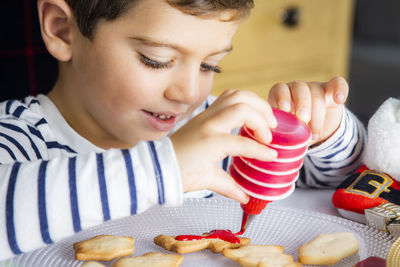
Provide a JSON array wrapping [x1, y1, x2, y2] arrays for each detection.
[[347, 0, 400, 125]]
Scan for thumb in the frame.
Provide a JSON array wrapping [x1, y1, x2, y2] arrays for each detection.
[[209, 168, 249, 204]]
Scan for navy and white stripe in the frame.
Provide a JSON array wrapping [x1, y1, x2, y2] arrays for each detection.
[[68, 156, 81, 233], [96, 153, 110, 221], [297, 110, 366, 188], [38, 160, 52, 245], [5, 162, 22, 255], [0, 96, 182, 260], [122, 149, 137, 215], [148, 141, 165, 205]]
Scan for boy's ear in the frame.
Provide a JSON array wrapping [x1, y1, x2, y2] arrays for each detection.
[[37, 0, 75, 62]]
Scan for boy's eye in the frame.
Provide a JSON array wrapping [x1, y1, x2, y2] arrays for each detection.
[[201, 63, 222, 73], [139, 54, 171, 69], [139, 54, 221, 73]]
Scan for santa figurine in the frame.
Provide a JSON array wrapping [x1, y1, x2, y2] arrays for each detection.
[[332, 97, 400, 224]]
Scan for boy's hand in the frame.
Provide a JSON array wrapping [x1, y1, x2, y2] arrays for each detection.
[[268, 76, 348, 146], [170, 89, 278, 204]]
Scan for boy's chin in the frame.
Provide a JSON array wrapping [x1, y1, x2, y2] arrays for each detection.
[[137, 131, 170, 142]]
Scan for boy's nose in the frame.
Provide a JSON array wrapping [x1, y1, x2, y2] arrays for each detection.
[[165, 68, 200, 105]]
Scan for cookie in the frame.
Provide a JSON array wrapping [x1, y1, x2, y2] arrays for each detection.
[[223, 245, 284, 261], [298, 232, 359, 265], [223, 245, 301, 267], [154, 234, 250, 254], [259, 261, 302, 267], [81, 261, 106, 267], [113, 252, 183, 267], [73, 234, 134, 261]]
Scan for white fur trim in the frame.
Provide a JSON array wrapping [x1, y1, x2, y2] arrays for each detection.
[[364, 98, 400, 181]]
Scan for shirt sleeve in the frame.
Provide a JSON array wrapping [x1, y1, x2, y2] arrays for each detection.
[[0, 137, 182, 260], [296, 107, 367, 188]]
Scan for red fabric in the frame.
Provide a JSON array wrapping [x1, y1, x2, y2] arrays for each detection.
[[332, 188, 388, 214], [332, 165, 400, 214]]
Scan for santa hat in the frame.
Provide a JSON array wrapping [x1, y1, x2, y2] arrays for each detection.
[[331, 97, 400, 224], [363, 97, 400, 182]]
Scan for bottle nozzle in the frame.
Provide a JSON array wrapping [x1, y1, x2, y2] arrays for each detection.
[[241, 197, 271, 215], [237, 197, 271, 235]]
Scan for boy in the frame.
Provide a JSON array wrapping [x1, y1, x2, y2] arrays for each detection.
[[0, 0, 365, 260]]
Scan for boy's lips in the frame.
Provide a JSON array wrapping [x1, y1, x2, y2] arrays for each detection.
[[142, 110, 180, 132]]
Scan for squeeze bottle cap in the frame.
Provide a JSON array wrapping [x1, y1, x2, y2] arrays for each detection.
[[241, 196, 271, 215]]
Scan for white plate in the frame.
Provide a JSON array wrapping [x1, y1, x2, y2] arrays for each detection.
[[1, 198, 396, 267]]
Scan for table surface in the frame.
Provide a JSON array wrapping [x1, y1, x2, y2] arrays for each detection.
[[272, 188, 340, 216]]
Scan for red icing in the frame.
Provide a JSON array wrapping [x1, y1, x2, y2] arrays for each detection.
[[175, 229, 240, 243], [235, 212, 249, 235]]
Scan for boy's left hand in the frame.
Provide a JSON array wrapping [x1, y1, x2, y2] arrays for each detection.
[[268, 76, 348, 146]]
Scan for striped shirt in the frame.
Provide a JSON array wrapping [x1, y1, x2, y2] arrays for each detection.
[[0, 94, 365, 260]]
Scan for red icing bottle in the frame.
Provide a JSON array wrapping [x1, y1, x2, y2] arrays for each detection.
[[232, 109, 311, 235]]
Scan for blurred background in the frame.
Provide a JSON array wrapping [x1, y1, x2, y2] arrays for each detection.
[[347, 0, 400, 124], [0, 0, 399, 126]]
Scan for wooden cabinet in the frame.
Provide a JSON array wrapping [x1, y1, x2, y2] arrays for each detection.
[[212, 0, 355, 99]]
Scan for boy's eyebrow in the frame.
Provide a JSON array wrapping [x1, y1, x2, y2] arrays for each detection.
[[130, 37, 233, 56]]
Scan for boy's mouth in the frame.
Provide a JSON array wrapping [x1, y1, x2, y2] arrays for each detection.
[[150, 112, 173, 120], [142, 110, 179, 132]]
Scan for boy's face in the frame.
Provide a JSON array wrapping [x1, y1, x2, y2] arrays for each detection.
[[62, 0, 239, 148]]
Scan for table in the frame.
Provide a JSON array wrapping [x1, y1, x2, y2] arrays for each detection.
[[272, 188, 340, 216]]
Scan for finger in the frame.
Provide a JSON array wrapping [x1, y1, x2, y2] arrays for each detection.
[[325, 76, 349, 105], [309, 84, 327, 140], [211, 89, 277, 130], [288, 81, 312, 123], [232, 90, 277, 129], [268, 83, 292, 112], [221, 134, 278, 161], [208, 102, 276, 144], [209, 168, 249, 204], [265, 104, 277, 129]]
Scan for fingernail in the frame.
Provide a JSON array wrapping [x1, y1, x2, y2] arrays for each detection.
[[312, 133, 319, 141], [279, 101, 291, 112], [336, 93, 345, 103], [269, 149, 278, 159], [297, 109, 310, 122], [264, 130, 272, 144]]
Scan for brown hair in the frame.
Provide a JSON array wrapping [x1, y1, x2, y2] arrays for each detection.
[[64, 0, 254, 38]]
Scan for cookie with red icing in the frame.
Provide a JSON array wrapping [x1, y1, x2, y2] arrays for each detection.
[[154, 230, 250, 254]]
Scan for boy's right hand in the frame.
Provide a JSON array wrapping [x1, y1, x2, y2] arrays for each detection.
[[170, 89, 278, 204]]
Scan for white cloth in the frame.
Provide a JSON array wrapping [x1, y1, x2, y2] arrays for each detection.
[[364, 97, 400, 181]]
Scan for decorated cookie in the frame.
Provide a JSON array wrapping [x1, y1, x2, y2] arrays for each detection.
[[154, 230, 250, 254]]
